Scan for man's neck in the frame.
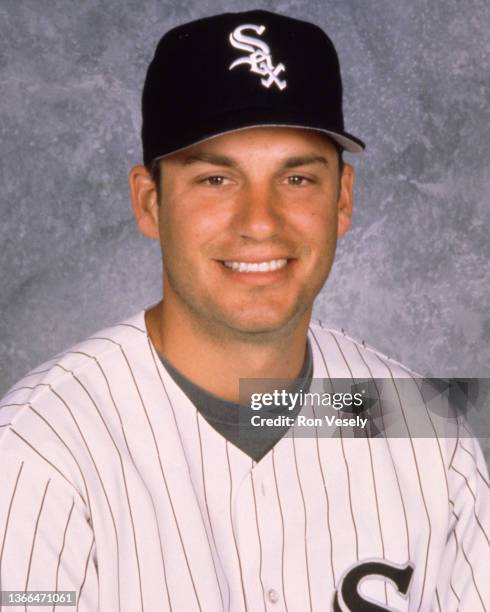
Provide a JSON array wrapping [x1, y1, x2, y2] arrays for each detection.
[[145, 301, 311, 403]]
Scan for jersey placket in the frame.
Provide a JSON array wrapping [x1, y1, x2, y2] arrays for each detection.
[[233, 449, 287, 611]]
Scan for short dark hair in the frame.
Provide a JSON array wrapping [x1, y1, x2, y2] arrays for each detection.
[[148, 157, 162, 199], [334, 142, 345, 172], [147, 139, 344, 204]]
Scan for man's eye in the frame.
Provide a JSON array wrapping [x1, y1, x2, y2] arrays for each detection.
[[201, 175, 227, 186], [286, 175, 311, 186]]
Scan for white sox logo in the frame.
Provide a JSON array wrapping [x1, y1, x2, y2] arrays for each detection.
[[332, 559, 415, 611], [228, 24, 287, 91]]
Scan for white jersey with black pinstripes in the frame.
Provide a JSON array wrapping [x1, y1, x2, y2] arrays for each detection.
[[0, 309, 489, 612]]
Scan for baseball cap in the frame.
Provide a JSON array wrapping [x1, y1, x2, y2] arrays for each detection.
[[141, 10, 365, 166]]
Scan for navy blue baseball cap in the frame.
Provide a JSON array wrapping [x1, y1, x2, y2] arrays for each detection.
[[141, 10, 365, 165]]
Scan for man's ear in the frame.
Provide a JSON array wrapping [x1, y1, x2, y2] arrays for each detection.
[[337, 163, 355, 237], [128, 164, 160, 240]]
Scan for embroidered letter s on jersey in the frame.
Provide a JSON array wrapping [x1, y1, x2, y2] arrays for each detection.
[[333, 559, 415, 611]]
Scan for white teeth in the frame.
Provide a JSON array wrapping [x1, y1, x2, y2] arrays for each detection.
[[223, 259, 288, 273]]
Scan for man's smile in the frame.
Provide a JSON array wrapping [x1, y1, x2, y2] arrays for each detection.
[[222, 258, 288, 273], [216, 256, 297, 286]]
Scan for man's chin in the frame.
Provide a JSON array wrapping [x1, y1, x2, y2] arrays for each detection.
[[216, 306, 310, 341]]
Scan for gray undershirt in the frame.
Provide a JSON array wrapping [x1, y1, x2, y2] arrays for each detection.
[[158, 341, 313, 462]]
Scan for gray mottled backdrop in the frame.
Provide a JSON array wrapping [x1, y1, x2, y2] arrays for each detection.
[[1, 1, 489, 461]]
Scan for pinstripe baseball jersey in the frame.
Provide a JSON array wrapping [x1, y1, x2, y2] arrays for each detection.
[[0, 309, 489, 611]]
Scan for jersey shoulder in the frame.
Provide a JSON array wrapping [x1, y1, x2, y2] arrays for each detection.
[[0, 309, 151, 503], [308, 318, 420, 379], [0, 309, 149, 430], [308, 319, 466, 461]]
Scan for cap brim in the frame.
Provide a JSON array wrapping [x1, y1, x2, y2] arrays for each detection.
[[321, 129, 365, 153], [152, 123, 365, 162]]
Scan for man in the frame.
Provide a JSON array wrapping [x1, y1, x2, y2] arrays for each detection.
[[0, 10, 488, 612]]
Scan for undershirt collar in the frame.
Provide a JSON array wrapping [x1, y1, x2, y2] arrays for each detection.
[[158, 340, 313, 461]]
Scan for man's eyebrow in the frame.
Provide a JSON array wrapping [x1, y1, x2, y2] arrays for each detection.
[[180, 153, 237, 167], [282, 155, 329, 168]]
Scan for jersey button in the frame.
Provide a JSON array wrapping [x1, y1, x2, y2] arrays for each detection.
[[267, 588, 279, 603]]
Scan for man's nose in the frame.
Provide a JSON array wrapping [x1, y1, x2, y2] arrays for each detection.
[[233, 184, 283, 241]]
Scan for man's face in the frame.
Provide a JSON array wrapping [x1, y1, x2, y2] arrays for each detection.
[[153, 127, 354, 339]]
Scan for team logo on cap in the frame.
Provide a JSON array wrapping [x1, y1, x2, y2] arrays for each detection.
[[228, 24, 287, 91]]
